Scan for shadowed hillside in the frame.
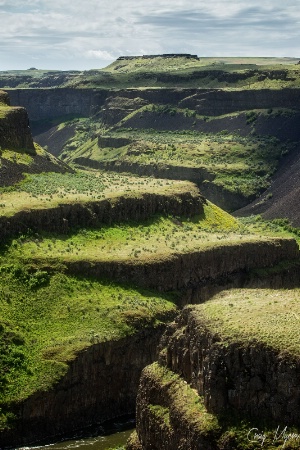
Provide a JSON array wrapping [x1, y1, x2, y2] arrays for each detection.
[[0, 90, 72, 186], [0, 58, 300, 449], [234, 145, 300, 226]]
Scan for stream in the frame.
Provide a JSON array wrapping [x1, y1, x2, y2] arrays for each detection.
[[18, 417, 135, 450]]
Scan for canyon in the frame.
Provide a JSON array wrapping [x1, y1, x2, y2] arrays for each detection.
[[0, 57, 300, 449]]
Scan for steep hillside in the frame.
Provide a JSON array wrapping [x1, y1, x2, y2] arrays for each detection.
[[43, 89, 300, 212], [0, 90, 72, 186], [0, 79, 300, 447], [129, 288, 300, 450], [234, 145, 300, 226], [1, 164, 299, 447]]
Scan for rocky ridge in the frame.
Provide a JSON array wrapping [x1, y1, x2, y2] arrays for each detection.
[[129, 291, 300, 449], [1, 76, 300, 449], [0, 89, 34, 151], [0, 90, 72, 186]]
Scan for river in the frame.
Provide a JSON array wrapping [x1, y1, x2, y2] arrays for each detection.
[[17, 417, 135, 450]]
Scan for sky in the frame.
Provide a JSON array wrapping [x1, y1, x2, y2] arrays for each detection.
[[0, 0, 299, 71]]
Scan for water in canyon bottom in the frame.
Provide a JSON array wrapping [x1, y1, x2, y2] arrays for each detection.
[[18, 416, 135, 450], [21, 429, 133, 450]]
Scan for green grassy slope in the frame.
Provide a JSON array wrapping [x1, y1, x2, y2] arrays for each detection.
[[0, 169, 198, 431], [65, 124, 293, 202], [67, 56, 300, 89], [0, 167, 299, 439], [1, 56, 300, 89]]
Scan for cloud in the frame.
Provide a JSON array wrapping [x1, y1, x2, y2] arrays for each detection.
[[136, 5, 297, 34], [86, 50, 115, 60], [134, 3, 300, 57], [0, 0, 299, 70]]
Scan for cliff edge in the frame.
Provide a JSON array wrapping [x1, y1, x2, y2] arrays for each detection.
[[130, 288, 300, 449], [0, 90, 72, 186]]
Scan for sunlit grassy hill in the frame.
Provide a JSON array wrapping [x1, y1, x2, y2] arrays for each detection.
[[1, 55, 300, 89]]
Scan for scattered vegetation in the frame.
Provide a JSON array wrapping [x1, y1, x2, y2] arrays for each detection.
[[69, 128, 293, 199], [4, 201, 257, 264], [146, 362, 300, 449], [66, 57, 300, 90], [0, 261, 176, 430], [2, 56, 300, 90], [195, 288, 300, 357], [0, 169, 192, 217], [238, 216, 300, 245]]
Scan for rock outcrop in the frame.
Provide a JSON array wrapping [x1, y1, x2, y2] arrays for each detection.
[[8, 88, 300, 124], [131, 363, 220, 450], [101, 96, 149, 125], [117, 54, 199, 61], [0, 89, 35, 151], [0, 187, 204, 240], [65, 238, 300, 294], [158, 305, 300, 427], [0, 90, 73, 186], [0, 325, 172, 448], [130, 294, 300, 449]]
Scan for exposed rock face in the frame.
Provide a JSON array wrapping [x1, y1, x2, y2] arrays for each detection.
[[178, 89, 300, 116], [117, 54, 199, 60], [159, 306, 300, 427], [0, 90, 10, 105], [0, 326, 171, 448], [73, 159, 248, 212], [8, 88, 300, 125], [101, 96, 149, 125], [6, 88, 109, 121], [0, 188, 204, 240], [98, 135, 133, 148], [65, 238, 299, 293], [0, 89, 34, 151], [0, 107, 34, 151], [0, 90, 73, 186], [130, 297, 300, 449], [131, 363, 220, 450]]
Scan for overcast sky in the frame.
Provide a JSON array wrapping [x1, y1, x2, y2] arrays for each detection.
[[0, 0, 299, 71]]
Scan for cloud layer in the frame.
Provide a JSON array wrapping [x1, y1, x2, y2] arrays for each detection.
[[0, 0, 299, 70]]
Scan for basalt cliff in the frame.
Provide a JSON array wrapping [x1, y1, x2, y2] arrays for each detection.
[[0, 61, 300, 449]]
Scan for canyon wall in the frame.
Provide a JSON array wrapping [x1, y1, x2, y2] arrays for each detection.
[[75, 158, 249, 211], [0, 188, 204, 240], [0, 325, 172, 448], [0, 89, 34, 151], [6, 88, 300, 124], [178, 88, 300, 116], [6, 88, 109, 121], [129, 298, 300, 450], [65, 238, 300, 293], [158, 307, 300, 427]]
